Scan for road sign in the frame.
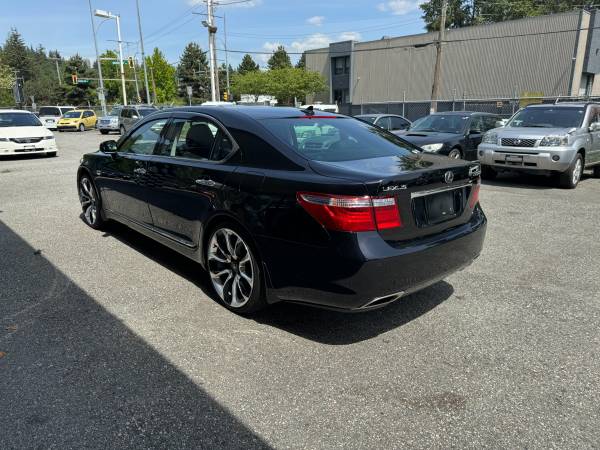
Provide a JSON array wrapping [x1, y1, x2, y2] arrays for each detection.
[[77, 79, 91, 84], [111, 60, 128, 65], [186, 85, 193, 97]]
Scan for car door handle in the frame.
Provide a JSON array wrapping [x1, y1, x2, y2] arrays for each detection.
[[133, 168, 147, 175], [195, 178, 216, 187]]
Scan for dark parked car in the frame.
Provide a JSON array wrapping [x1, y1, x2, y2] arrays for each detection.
[[401, 111, 501, 160], [355, 114, 411, 133], [77, 107, 486, 314]]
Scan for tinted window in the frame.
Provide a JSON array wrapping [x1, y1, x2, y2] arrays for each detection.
[[38, 107, 60, 116], [120, 108, 130, 118], [469, 116, 484, 133], [159, 118, 231, 161], [390, 116, 410, 130], [60, 107, 74, 115], [83, 111, 93, 118], [138, 108, 156, 117], [508, 107, 585, 128], [261, 117, 418, 162], [411, 114, 469, 134], [0, 112, 42, 127], [482, 116, 499, 131], [119, 118, 168, 155], [377, 116, 391, 130], [356, 115, 377, 124], [63, 111, 82, 118]]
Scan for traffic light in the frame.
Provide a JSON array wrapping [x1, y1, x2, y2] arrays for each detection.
[[128, 56, 134, 69], [71, 74, 78, 84], [223, 91, 228, 101]]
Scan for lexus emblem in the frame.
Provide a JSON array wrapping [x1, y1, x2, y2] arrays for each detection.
[[444, 171, 454, 184]]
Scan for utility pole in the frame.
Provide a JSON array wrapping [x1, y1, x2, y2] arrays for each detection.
[[115, 14, 127, 106], [88, 0, 107, 115], [206, 0, 220, 101], [430, 0, 448, 114], [49, 57, 62, 85], [224, 13, 230, 99], [149, 61, 158, 104], [136, 0, 151, 104]]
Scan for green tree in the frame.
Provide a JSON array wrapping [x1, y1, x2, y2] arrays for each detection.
[[23, 45, 62, 105], [177, 42, 210, 103], [1, 29, 32, 80], [147, 48, 176, 104], [232, 67, 326, 105], [420, 0, 471, 32], [267, 45, 291, 70], [59, 54, 96, 106], [296, 53, 306, 70], [0, 55, 15, 106], [237, 53, 259, 75]]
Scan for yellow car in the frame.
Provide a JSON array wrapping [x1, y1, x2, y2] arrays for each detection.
[[57, 109, 97, 132]]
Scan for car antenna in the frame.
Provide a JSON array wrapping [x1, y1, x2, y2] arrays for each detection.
[[301, 105, 314, 116]]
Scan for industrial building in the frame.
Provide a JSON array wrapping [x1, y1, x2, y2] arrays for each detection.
[[305, 10, 600, 112]]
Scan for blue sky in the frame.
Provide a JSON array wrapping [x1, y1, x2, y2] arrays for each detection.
[[1, 0, 427, 67]]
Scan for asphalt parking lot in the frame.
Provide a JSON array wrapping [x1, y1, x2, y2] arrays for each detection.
[[1, 130, 599, 449]]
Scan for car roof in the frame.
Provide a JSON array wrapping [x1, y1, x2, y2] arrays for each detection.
[[0, 109, 33, 114], [430, 111, 497, 116], [355, 113, 405, 118], [525, 103, 593, 108], [169, 106, 347, 121]]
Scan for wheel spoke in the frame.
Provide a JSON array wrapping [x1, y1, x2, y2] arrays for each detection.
[[211, 268, 232, 280], [208, 253, 228, 264], [84, 205, 93, 223]]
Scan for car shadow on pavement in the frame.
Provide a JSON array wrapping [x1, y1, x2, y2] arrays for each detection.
[[100, 220, 454, 345], [252, 282, 454, 345], [483, 171, 594, 189], [0, 220, 270, 449]]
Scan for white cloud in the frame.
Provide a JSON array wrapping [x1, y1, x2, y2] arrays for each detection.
[[187, 0, 262, 7], [377, 0, 420, 15], [338, 31, 361, 41], [260, 41, 284, 64], [306, 16, 325, 26], [290, 33, 332, 53]]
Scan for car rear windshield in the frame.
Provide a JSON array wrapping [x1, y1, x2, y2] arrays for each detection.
[[63, 111, 82, 118], [38, 107, 60, 116], [0, 112, 42, 127], [260, 117, 418, 162], [508, 107, 585, 128], [410, 114, 470, 134]]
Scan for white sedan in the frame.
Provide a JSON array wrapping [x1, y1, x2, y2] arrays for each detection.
[[0, 110, 58, 157]]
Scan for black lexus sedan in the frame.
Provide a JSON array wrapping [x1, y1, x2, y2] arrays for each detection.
[[401, 111, 501, 160], [77, 106, 486, 314]]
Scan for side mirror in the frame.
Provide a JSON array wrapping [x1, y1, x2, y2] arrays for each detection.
[[99, 140, 118, 154], [589, 122, 600, 132]]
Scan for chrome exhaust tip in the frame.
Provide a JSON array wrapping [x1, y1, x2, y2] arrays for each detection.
[[359, 291, 405, 309]]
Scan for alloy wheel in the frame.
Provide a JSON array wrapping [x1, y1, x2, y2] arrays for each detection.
[[79, 177, 98, 225], [448, 149, 461, 159], [572, 158, 582, 185], [207, 228, 254, 308]]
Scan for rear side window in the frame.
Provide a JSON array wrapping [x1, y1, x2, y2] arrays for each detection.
[[390, 116, 410, 131], [261, 117, 418, 162], [377, 116, 391, 130]]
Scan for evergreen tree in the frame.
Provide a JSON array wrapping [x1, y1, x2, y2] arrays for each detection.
[[237, 54, 259, 75], [267, 45, 291, 70], [177, 42, 210, 102], [0, 55, 15, 106], [296, 53, 306, 70], [420, 0, 471, 32], [2, 28, 32, 80], [59, 54, 96, 106]]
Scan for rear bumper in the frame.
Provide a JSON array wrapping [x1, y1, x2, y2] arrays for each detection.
[[57, 125, 78, 130], [478, 144, 573, 172], [259, 207, 486, 310]]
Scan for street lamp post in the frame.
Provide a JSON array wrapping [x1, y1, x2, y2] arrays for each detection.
[[88, 0, 107, 115], [94, 9, 127, 106], [135, 0, 151, 104]]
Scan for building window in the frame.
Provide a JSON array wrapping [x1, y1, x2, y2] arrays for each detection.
[[580, 73, 594, 97], [333, 89, 350, 104], [333, 57, 344, 75], [344, 56, 350, 74]]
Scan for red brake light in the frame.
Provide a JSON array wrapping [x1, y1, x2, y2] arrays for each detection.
[[297, 192, 402, 232], [469, 178, 480, 208]]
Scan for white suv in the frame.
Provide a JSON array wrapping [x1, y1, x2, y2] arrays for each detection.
[[38, 106, 74, 130], [0, 110, 58, 157]]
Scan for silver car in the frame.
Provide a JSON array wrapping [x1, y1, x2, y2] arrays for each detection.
[[98, 105, 157, 135], [478, 103, 600, 188]]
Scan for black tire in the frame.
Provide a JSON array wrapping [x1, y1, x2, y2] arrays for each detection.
[[558, 153, 584, 189], [448, 147, 463, 159], [58, 130, 64, 132], [481, 165, 497, 180], [119, 125, 126, 135], [100, 130, 108, 135], [205, 221, 266, 314], [78, 175, 106, 230], [45, 151, 57, 157], [593, 165, 600, 178], [79, 123, 85, 132]]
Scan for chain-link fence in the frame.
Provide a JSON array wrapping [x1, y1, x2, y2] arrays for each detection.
[[339, 96, 600, 121]]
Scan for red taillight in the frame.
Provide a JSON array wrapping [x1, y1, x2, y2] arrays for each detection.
[[297, 192, 402, 232], [469, 178, 480, 208]]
